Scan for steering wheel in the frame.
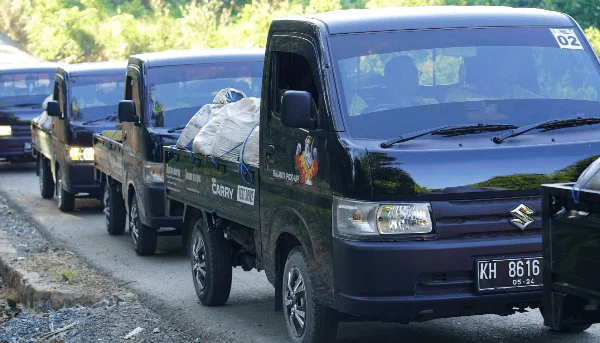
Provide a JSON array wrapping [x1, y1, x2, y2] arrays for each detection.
[[358, 103, 400, 115]]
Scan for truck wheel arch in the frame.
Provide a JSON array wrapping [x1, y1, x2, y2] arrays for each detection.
[[267, 208, 317, 311]]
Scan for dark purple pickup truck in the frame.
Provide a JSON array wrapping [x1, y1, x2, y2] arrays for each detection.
[[0, 63, 58, 162]]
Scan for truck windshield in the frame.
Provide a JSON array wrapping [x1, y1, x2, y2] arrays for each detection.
[[330, 27, 600, 140], [146, 61, 263, 129], [0, 71, 54, 108], [70, 74, 125, 122]]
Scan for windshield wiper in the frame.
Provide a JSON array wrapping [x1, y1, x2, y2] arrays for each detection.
[[0, 103, 42, 109], [493, 117, 600, 144], [82, 114, 117, 125], [167, 126, 186, 133], [381, 124, 517, 148]]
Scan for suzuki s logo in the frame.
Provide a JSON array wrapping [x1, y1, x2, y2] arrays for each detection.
[[510, 204, 535, 231]]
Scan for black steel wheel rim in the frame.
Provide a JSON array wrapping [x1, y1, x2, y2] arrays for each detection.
[[285, 266, 307, 337], [38, 161, 44, 193], [103, 186, 110, 227], [192, 226, 206, 291], [130, 201, 139, 246]]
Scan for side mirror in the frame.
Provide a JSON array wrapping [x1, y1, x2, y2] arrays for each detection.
[[281, 90, 317, 130], [118, 100, 137, 123], [46, 100, 61, 117]]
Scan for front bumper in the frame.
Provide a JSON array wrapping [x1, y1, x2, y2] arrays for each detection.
[[140, 184, 182, 229], [333, 235, 542, 322], [63, 162, 100, 196], [0, 135, 33, 160]]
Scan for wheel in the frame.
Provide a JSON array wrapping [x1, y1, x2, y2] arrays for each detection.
[[540, 307, 592, 333], [129, 196, 157, 255], [38, 157, 54, 199], [552, 324, 593, 333], [103, 182, 126, 235], [57, 167, 75, 212], [190, 212, 232, 306], [283, 247, 338, 343]]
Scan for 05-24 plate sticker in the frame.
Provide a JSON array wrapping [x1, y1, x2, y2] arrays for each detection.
[[550, 28, 584, 50]]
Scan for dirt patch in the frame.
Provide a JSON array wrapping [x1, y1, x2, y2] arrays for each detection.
[[12, 251, 132, 306]]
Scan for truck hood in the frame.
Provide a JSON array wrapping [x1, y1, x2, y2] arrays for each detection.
[[359, 127, 600, 200], [0, 107, 43, 126]]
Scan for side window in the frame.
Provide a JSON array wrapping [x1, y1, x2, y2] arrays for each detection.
[[273, 51, 319, 117], [55, 81, 66, 114], [126, 75, 142, 119]]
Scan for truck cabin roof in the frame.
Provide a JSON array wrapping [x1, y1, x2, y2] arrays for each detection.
[[56, 62, 126, 78], [276, 6, 575, 34], [128, 49, 265, 68], [0, 62, 61, 74]]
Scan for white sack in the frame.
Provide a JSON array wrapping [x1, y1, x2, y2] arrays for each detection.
[[32, 94, 53, 131], [213, 88, 246, 105], [175, 104, 221, 150], [241, 125, 260, 167], [192, 106, 228, 155], [574, 157, 600, 192], [211, 97, 260, 162]]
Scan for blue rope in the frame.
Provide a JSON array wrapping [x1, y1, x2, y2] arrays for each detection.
[[238, 123, 258, 185], [210, 142, 243, 166], [572, 162, 600, 204]]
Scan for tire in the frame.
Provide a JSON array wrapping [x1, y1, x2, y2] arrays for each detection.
[[38, 157, 54, 199], [129, 196, 157, 255], [190, 212, 232, 306], [540, 308, 592, 333], [283, 247, 338, 343], [57, 167, 75, 212], [103, 182, 126, 235], [552, 324, 593, 333]]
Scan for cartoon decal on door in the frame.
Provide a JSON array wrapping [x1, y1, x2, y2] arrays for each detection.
[[295, 136, 318, 185]]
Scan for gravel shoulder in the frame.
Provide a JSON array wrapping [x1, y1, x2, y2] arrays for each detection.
[[0, 194, 196, 342]]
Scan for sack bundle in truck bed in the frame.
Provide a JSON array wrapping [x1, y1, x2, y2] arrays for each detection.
[[175, 88, 246, 150], [173, 87, 261, 168]]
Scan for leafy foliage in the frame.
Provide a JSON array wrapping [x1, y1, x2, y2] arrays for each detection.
[[1, 0, 599, 63]]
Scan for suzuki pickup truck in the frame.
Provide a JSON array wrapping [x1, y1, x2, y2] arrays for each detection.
[[1, 63, 57, 162], [95, 49, 263, 255], [542, 182, 600, 332], [31, 62, 125, 212], [163, 7, 600, 342]]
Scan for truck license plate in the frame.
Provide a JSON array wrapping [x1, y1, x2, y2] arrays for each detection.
[[24, 142, 31, 152], [477, 257, 542, 291]]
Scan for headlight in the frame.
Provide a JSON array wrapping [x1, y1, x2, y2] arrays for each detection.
[[68, 147, 94, 161], [0, 126, 11, 137], [377, 204, 432, 234], [143, 162, 164, 184], [333, 197, 433, 238]]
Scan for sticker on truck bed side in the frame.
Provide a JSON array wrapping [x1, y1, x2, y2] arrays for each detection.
[[167, 166, 182, 178], [237, 185, 255, 206], [212, 178, 234, 199], [550, 28, 584, 50], [295, 136, 318, 186]]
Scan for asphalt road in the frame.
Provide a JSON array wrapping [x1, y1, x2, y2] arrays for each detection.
[[1, 162, 600, 343]]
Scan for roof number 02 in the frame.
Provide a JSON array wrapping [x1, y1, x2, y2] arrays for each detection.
[[550, 28, 584, 50]]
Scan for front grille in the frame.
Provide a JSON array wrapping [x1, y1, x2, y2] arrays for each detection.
[[10, 125, 32, 137]]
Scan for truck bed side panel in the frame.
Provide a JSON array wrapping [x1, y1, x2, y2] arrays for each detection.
[[94, 134, 124, 183], [165, 147, 260, 230], [31, 125, 53, 159]]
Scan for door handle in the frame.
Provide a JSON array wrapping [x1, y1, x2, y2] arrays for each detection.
[[266, 144, 275, 163]]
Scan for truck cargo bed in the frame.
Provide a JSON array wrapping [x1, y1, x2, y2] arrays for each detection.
[[543, 182, 600, 302], [164, 146, 259, 230], [94, 133, 124, 183]]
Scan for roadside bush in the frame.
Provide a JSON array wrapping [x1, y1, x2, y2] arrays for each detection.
[[586, 27, 600, 57]]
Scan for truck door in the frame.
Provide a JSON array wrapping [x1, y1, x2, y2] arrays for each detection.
[[121, 67, 144, 212], [260, 34, 334, 292], [51, 76, 68, 177]]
